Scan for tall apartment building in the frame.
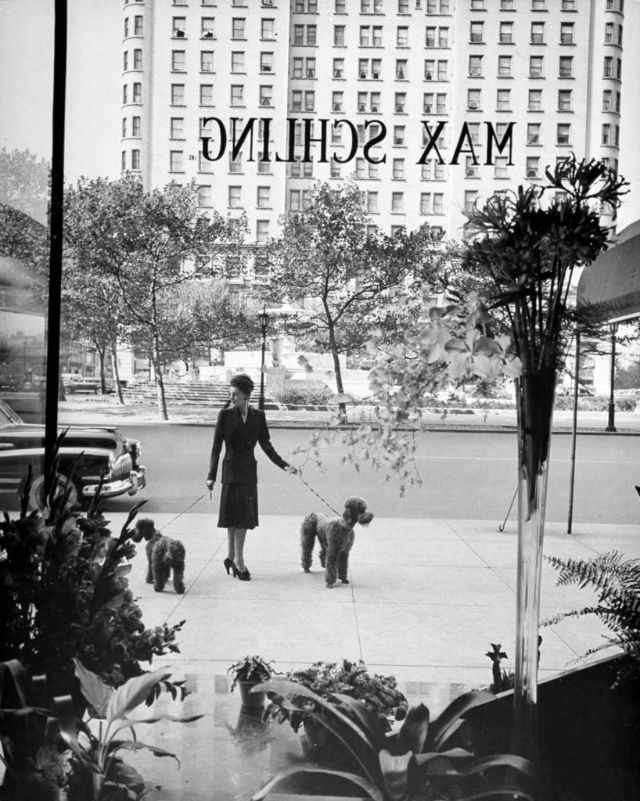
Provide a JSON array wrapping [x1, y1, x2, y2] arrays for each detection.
[[121, 0, 627, 246]]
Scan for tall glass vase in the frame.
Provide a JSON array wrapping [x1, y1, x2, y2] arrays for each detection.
[[512, 368, 556, 762]]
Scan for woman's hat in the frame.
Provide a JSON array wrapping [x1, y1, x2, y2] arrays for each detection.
[[230, 373, 254, 395]]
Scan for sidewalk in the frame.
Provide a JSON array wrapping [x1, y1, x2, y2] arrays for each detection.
[[103, 511, 638, 800], [57, 395, 640, 433]]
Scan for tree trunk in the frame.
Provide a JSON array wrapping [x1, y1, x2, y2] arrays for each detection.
[[327, 318, 346, 423], [152, 338, 169, 421], [111, 341, 125, 405], [512, 368, 556, 764], [96, 344, 107, 394]]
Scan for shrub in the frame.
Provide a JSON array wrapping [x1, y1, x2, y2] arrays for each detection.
[[0, 488, 184, 697]]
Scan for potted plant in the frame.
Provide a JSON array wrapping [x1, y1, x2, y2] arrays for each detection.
[[265, 659, 408, 759], [228, 656, 275, 710]]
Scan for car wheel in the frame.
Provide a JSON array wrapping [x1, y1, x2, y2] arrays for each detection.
[[27, 473, 81, 511]]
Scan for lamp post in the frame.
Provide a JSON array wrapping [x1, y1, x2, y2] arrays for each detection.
[[606, 321, 618, 433], [258, 306, 269, 411]]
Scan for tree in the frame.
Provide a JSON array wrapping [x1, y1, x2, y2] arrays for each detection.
[[0, 147, 50, 224], [63, 175, 238, 419], [269, 183, 438, 412]]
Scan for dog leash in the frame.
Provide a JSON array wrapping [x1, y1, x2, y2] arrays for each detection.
[[158, 492, 208, 534], [296, 472, 341, 516]]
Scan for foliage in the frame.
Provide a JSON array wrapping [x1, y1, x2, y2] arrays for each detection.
[[227, 656, 274, 692], [63, 175, 241, 419], [0, 659, 71, 801], [253, 679, 538, 801], [268, 182, 439, 400], [542, 550, 640, 686], [0, 476, 184, 697], [63, 659, 202, 801], [0, 147, 50, 223], [266, 660, 408, 734]]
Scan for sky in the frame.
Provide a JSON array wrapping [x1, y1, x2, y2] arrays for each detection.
[[0, 0, 122, 182]]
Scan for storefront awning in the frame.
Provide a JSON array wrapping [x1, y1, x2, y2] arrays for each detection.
[[577, 220, 640, 323]]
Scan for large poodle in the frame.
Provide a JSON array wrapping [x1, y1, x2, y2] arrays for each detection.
[[132, 518, 186, 594], [300, 497, 373, 588]]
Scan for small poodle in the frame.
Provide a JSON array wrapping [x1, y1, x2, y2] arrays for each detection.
[[132, 518, 186, 594], [300, 497, 374, 588]]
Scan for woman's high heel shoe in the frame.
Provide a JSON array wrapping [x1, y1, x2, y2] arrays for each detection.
[[224, 558, 238, 577], [237, 567, 251, 581]]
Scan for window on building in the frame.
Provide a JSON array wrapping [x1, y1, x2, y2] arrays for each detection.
[[560, 22, 574, 44], [561, 0, 576, 7], [332, 91, 343, 111], [436, 92, 447, 113], [494, 157, 509, 178], [423, 92, 434, 113], [305, 90, 315, 111], [232, 18, 246, 39], [260, 85, 273, 106], [420, 192, 431, 214], [172, 50, 186, 71], [603, 56, 614, 78], [231, 51, 245, 72], [500, 0, 515, 8], [467, 88, 481, 110], [229, 152, 242, 173], [132, 116, 141, 136], [256, 221, 270, 244], [496, 88, 511, 110], [198, 185, 212, 206], [134, 15, 143, 35], [292, 90, 303, 111], [528, 89, 542, 111], [201, 50, 214, 72], [199, 152, 214, 173], [133, 49, 142, 70], [395, 92, 407, 113], [201, 18, 215, 38], [228, 186, 242, 208], [470, 0, 485, 8], [602, 89, 613, 111], [469, 55, 483, 77], [260, 52, 274, 72], [602, 123, 611, 145], [122, 85, 128, 104], [433, 193, 444, 214], [169, 150, 184, 172], [335, 0, 346, 11], [526, 122, 541, 144], [121, 117, 127, 138], [397, 26, 409, 46], [467, 123, 480, 146], [559, 56, 573, 77], [367, 191, 379, 212], [392, 158, 405, 179], [557, 123, 571, 145], [131, 149, 140, 170], [334, 25, 345, 45], [396, 59, 408, 79], [170, 117, 185, 139], [498, 55, 512, 77], [526, 156, 540, 178], [393, 125, 405, 145], [529, 55, 544, 77], [230, 84, 244, 105], [171, 17, 185, 37], [123, 51, 129, 71], [333, 58, 345, 78], [558, 89, 572, 111], [171, 83, 185, 104], [465, 157, 478, 178], [391, 192, 404, 212], [470, 22, 484, 43], [531, 0, 546, 9], [261, 18, 275, 39], [437, 59, 448, 79], [124, 18, 129, 37], [530, 22, 545, 44], [464, 190, 479, 212], [499, 22, 514, 43], [256, 186, 270, 208], [132, 82, 141, 103], [289, 190, 301, 211]]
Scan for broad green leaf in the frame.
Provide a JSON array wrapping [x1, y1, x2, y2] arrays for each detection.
[[106, 668, 172, 723], [73, 658, 114, 718], [251, 764, 384, 801], [430, 690, 494, 751]]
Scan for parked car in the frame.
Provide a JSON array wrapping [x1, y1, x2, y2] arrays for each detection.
[[0, 400, 146, 509]]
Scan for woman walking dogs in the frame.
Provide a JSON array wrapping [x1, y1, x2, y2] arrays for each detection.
[[205, 373, 296, 581]]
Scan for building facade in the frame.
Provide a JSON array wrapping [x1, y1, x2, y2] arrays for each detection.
[[121, 0, 627, 243]]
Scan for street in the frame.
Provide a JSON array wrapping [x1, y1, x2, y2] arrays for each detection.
[[94, 426, 640, 525]]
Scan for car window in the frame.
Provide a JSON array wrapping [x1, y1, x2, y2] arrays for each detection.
[[0, 400, 23, 426]]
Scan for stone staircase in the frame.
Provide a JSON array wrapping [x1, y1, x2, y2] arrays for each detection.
[[122, 381, 281, 410]]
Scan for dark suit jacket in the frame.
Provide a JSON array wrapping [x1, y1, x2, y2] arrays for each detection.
[[207, 405, 289, 485]]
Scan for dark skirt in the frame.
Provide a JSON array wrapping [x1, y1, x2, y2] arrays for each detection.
[[218, 483, 259, 529]]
